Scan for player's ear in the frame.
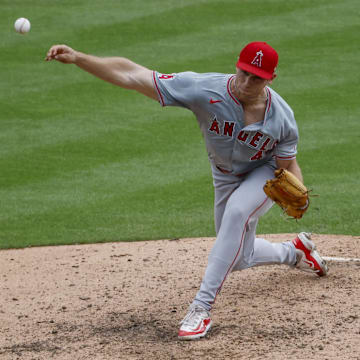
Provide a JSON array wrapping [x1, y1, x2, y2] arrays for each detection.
[[268, 73, 277, 84]]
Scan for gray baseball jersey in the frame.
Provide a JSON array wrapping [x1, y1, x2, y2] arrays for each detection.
[[152, 71, 298, 174]]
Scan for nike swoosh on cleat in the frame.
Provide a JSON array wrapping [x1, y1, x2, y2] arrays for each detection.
[[304, 259, 315, 268]]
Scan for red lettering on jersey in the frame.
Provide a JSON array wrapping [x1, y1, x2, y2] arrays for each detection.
[[223, 122, 235, 137], [209, 119, 220, 134], [159, 74, 174, 79], [249, 131, 264, 147], [260, 137, 271, 151], [249, 132, 264, 148], [250, 150, 263, 161], [237, 130, 249, 142]]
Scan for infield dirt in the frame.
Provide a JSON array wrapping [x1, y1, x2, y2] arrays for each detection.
[[1, 234, 359, 360]]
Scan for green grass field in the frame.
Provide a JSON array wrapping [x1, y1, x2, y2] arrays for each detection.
[[1, 0, 359, 249]]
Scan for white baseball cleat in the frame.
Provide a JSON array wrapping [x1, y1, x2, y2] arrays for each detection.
[[178, 304, 212, 340], [292, 232, 328, 277]]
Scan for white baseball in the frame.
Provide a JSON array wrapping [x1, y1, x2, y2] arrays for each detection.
[[14, 18, 31, 34]]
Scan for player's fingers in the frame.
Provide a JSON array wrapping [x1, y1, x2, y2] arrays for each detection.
[[45, 45, 69, 61], [45, 46, 58, 61]]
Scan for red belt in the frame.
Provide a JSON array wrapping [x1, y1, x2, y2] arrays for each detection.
[[216, 166, 249, 177]]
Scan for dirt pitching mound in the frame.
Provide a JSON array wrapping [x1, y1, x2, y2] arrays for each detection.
[[1, 234, 359, 360]]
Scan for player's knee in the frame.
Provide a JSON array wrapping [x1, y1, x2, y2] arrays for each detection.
[[225, 203, 248, 223]]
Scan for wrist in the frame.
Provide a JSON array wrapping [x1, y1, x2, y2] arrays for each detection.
[[73, 51, 85, 65]]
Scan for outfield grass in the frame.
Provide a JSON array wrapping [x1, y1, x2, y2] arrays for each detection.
[[1, 0, 359, 248]]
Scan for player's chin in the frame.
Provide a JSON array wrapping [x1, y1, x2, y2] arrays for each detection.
[[241, 90, 257, 98], [240, 87, 255, 95]]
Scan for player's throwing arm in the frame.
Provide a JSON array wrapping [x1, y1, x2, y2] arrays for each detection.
[[45, 45, 158, 100]]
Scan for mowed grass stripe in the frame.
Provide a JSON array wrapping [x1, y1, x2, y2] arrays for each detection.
[[0, 173, 213, 248], [284, 80, 358, 121], [121, 0, 355, 68], [0, 117, 208, 212], [0, 153, 212, 238], [0, 166, 211, 223], [298, 115, 359, 152], [0, 85, 163, 154], [0, 106, 204, 184], [1, 0, 217, 48]]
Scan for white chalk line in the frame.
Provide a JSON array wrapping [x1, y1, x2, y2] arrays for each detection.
[[323, 256, 360, 262]]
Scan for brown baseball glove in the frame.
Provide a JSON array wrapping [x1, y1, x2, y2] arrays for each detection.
[[263, 168, 309, 219]]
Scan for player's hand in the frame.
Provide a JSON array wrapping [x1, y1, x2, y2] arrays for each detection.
[[45, 44, 77, 64]]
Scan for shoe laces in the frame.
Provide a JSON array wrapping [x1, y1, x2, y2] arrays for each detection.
[[180, 305, 208, 326]]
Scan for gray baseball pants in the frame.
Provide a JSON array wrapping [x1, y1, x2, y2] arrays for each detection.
[[193, 163, 297, 311]]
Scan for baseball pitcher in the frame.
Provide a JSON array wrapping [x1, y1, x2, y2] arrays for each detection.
[[46, 41, 328, 340]]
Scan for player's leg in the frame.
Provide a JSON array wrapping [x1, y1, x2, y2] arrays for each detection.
[[231, 203, 295, 271], [179, 164, 282, 340], [231, 172, 328, 274], [193, 164, 293, 308], [212, 168, 241, 235], [178, 166, 242, 340], [232, 230, 296, 270], [178, 164, 327, 340], [233, 227, 328, 275]]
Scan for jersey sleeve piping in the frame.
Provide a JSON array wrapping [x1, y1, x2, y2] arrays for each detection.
[[152, 71, 165, 107], [275, 155, 296, 160]]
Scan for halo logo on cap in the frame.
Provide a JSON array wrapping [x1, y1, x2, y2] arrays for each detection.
[[236, 42, 278, 80], [251, 50, 263, 68]]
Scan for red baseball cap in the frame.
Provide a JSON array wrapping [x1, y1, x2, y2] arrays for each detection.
[[236, 41, 278, 80]]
